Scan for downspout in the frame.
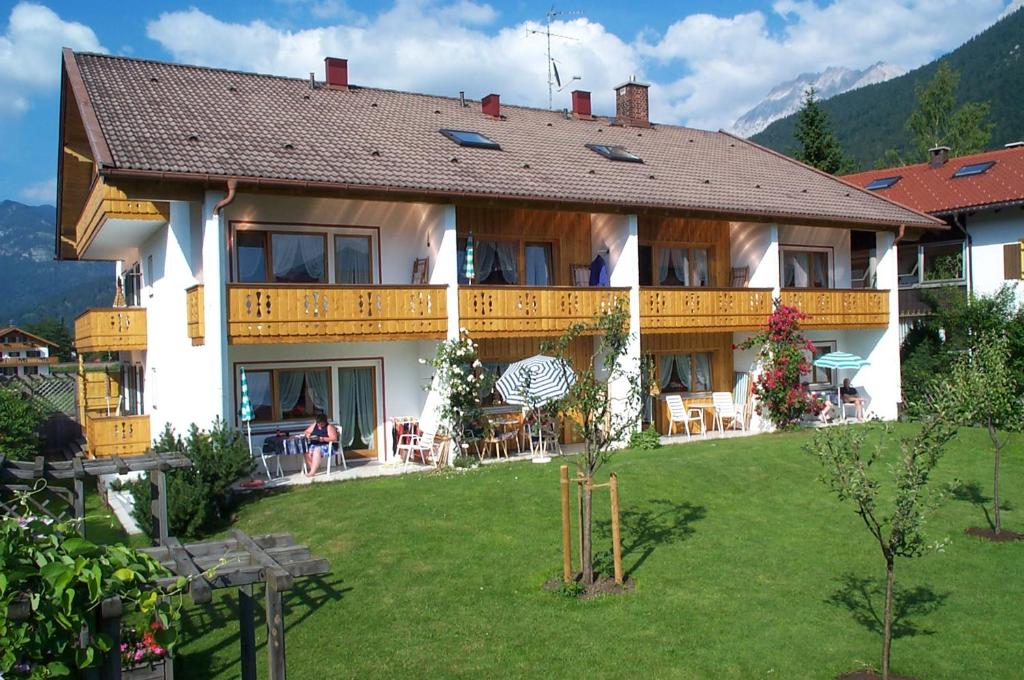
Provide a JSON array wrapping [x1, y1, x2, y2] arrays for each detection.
[[894, 224, 906, 244], [212, 179, 238, 214]]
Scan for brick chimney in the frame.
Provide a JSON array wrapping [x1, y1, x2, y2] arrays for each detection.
[[614, 79, 650, 127], [482, 93, 500, 118], [324, 57, 348, 89], [571, 90, 592, 118], [928, 145, 950, 168]]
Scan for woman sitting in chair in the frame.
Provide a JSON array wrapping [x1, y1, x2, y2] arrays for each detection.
[[303, 414, 338, 477], [840, 379, 865, 422]]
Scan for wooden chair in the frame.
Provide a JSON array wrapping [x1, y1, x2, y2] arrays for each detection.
[[712, 392, 745, 433], [570, 264, 590, 287], [411, 257, 429, 284], [665, 394, 704, 438], [730, 266, 749, 288]]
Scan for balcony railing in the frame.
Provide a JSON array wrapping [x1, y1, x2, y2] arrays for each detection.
[[85, 414, 150, 458], [780, 289, 889, 329], [74, 177, 168, 258], [186, 285, 205, 346], [75, 308, 147, 353], [459, 286, 629, 337], [226, 284, 448, 344], [0, 356, 58, 366], [640, 288, 773, 333]]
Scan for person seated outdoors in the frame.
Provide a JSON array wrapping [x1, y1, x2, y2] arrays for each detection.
[[303, 413, 339, 477], [840, 378, 865, 422], [802, 382, 835, 424]]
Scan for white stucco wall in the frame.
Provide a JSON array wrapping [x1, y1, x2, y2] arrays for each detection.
[[966, 209, 1024, 306], [730, 222, 778, 291]]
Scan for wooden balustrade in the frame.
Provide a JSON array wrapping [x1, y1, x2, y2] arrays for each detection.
[[640, 288, 773, 333], [459, 286, 629, 337], [186, 285, 205, 346], [226, 284, 448, 344], [74, 177, 168, 258], [74, 308, 147, 353], [85, 414, 150, 458], [0, 356, 58, 365], [780, 289, 890, 329]]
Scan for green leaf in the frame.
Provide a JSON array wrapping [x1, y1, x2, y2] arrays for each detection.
[[46, 660, 71, 676], [112, 568, 136, 582]]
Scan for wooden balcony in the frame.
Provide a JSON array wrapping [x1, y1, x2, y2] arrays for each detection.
[[75, 308, 147, 353], [640, 288, 773, 334], [459, 286, 629, 338], [71, 176, 169, 259], [85, 414, 150, 458], [226, 284, 448, 344], [780, 289, 890, 329], [186, 285, 205, 346], [0, 356, 58, 366]]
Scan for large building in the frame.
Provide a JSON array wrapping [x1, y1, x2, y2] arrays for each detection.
[[846, 144, 1024, 336], [0, 327, 58, 377], [56, 50, 941, 459]]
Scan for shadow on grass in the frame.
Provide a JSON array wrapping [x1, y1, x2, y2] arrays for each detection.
[[826, 573, 948, 639], [951, 481, 1013, 531], [177, 572, 351, 677], [596, 499, 706, 578]]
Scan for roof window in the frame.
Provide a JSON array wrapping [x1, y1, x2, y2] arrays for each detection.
[[586, 144, 643, 163], [951, 160, 995, 178], [865, 176, 901, 190], [440, 129, 500, 149]]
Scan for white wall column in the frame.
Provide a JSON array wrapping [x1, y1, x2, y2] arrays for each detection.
[[859, 229, 902, 419], [434, 204, 461, 340], [201, 191, 232, 425], [605, 213, 642, 438]]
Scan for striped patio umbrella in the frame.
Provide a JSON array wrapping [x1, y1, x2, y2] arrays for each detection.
[[239, 368, 262, 477], [464, 232, 475, 284], [496, 355, 576, 406], [813, 351, 870, 370]]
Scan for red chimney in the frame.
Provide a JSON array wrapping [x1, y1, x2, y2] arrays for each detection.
[[324, 57, 348, 89], [571, 90, 592, 118], [482, 93, 500, 118]]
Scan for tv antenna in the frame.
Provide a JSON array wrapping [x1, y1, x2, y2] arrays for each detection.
[[527, 6, 583, 109]]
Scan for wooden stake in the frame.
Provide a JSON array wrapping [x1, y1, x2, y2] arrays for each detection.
[[559, 465, 572, 583], [576, 478, 584, 569], [609, 473, 623, 585]]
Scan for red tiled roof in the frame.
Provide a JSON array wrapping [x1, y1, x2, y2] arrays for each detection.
[[844, 146, 1024, 215], [68, 52, 941, 230]]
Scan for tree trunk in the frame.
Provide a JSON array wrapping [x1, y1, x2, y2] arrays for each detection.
[[881, 558, 895, 680], [581, 477, 594, 584], [990, 421, 1002, 534]]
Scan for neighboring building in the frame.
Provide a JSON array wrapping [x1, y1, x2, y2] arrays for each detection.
[[0, 327, 59, 377], [846, 144, 1024, 338], [55, 50, 941, 459]]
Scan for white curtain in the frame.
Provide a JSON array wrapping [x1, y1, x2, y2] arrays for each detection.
[[675, 355, 691, 391], [670, 248, 689, 286], [335, 237, 370, 284], [658, 355, 675, 389], [273, 234, 324, 282], [277, 371, 305, 415], [339, 368, 374, 448], [495, 241, 519, 284], [657, 248, 671, 284], [694, 353, 711, 392], [305, 370, 330, 413], [787, 253, 809, 287], [693, 249, 709, 287]]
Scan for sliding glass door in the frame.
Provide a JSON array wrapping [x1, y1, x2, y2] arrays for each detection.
[[337, 367, 378, 459]]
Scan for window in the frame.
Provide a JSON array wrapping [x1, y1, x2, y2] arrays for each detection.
[[525, 243, 553, 286], [26, 350, 40, 358], [440, 129, 500, 149], [24, 366, 39, 376], [237, 232, 268, 283], [334, 235, 372, 284], [652, 247, 711, 287], [586, 144, 642, 163], [952, 161, 995, 178], [781, 249, 830, 288], [243, 367, 331, 423], [653, 353, 713, 393], [123, 263, 142, 306], [235, 231, 327, 284], [806, 343, 836, 388], [865, 176, 901, 190]]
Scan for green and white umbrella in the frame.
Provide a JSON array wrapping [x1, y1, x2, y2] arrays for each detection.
[[240, 368, 262, 477], [464, 232, 475, 284], [813, 351, 869, 370]]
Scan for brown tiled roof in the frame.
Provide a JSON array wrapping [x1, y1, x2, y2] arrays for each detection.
[[71, 52, 940, 229], [844, 146, 1024, 215]]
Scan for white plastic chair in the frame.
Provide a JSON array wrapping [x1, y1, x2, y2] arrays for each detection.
[[712, 391, 745, 433], [397, 430, 440, 470], [302, 436, 347, 477], [665, 394, 705, 438]]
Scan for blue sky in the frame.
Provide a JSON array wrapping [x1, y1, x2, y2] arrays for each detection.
[[1, 0, 1020, 205]]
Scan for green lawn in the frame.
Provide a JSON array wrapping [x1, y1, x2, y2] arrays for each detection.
[[170, 425, 1023, 679]]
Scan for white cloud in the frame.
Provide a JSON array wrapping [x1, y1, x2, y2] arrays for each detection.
[[146, 1, 1015, 131], [19, 176, 56, 204], [0, 2, 104, 116], [1001, 0, 1024, 18]]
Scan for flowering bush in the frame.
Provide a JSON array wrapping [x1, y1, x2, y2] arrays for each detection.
[[424, 331, 494, 463], [121, 620, 168, 669], [738, 303, 820, 430]]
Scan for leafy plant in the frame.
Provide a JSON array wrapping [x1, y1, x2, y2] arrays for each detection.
[[556, 579, 586, 599], [0, 386, 44, 461], [907, 62, 993, 161], [423, 331, 494, 464], [0, 489, 184, 678], [628, 427, 662, 450], [129, 418, 253, 539]]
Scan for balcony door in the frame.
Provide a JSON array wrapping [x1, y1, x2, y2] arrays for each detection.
[[233, 225, 378, 285], [337, 366, 378, 459]]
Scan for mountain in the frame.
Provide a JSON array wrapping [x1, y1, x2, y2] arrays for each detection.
[[730, 62, 904, 138], [751, 7, 1024, 170], [0, 200, 113, 327]]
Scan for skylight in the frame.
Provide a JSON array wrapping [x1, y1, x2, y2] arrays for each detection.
[[865, 176, 901, 191], [440, 129, 500, 150], [586, 144, 643, 163], [951, 160, 995, 178]]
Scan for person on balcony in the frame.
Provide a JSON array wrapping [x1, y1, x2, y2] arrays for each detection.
[[303, 413, 338, 477]]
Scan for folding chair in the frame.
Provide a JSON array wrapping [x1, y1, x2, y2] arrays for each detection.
[[665, 394, 705, 438], [712, 391, 745, 433], [397, 430, 441, 470]]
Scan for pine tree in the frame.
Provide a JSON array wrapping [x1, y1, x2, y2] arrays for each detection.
[[907, 62, 994, 161], [793, 87, 849, 174]]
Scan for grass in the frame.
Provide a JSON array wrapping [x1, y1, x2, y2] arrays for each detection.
[[167, 424, 1023, 679]]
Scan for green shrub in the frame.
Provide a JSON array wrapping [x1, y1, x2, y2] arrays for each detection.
[[628, 427, 662, 450], [129, 418, 253, 540], [0, 386, 43, 461]]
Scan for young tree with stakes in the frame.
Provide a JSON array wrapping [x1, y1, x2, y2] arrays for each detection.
[[545, 301, 643, 584], [806, 392, 959, 680]]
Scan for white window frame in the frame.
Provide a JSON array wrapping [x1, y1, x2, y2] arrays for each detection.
[[805, 340, 837, 390]]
